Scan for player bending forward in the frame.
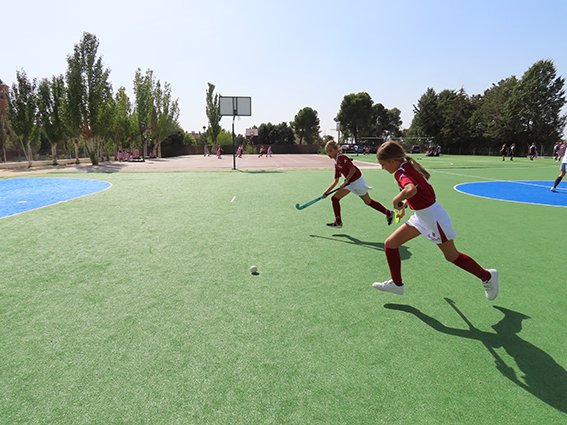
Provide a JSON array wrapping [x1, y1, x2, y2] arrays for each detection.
[[323, 141, 393, 228], [373, 141, 499, 300]]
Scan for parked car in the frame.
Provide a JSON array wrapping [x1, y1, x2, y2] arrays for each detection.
[[410, 145, 421, 153], [341, 144, 358, 153]]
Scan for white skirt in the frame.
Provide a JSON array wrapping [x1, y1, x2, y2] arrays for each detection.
[[406, 201, 457, 244], [346, 177, 372, 196]]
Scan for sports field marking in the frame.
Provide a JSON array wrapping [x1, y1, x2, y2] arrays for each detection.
[[454, 181, 567, 208], [230, 195, 236, 203], [435, 168, 565, 191], [433, 169, 547, 186], [0, 177, 112, 219], [431, 170, 567, 207]]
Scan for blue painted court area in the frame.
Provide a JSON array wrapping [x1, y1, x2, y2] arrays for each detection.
[[0, 177, 111, 219], [455, 180, 567, 208]]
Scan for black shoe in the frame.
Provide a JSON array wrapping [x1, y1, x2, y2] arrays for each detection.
[[327, 221, 343, 228]]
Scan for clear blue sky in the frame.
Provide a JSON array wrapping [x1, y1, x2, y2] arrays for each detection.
[[2, 0, 566, 139]]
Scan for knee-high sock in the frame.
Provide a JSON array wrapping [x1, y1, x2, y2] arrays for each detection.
[[332, 197, 342, 223], [452, 252, 490, 281], [385, 247, 403, 286], [553, 175, 564, 188], [368, 199, 389, 215]]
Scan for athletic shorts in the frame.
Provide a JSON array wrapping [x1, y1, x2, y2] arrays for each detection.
[[406, 201, 457, 244], [346, 177, 372, 197], [561, 162, 567, 172]]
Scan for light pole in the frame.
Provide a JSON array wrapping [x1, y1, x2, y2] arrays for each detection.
[[203, 126, 206, 151], [139, 122, 146, 161]]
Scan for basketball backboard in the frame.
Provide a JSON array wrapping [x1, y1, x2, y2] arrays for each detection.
[[219, 96, 252, 116]]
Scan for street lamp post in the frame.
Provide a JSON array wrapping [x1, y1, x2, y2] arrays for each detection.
[[139, 122, 146, 161]]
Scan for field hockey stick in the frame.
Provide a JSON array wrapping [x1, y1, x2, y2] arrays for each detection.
[[296, 184, 350, 210]]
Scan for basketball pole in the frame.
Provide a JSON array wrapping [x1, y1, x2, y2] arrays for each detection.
[[232, 113, 236, 170], [139, 122, 146, 162], [232, 97, 237, 170], [219, 95, 251, 171]]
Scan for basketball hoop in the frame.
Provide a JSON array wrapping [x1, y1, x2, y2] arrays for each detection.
[[245, 128, 258, 137], [219, 96, 252, 171]]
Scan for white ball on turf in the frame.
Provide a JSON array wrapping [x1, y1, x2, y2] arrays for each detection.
[[250, 265, 258, 273]]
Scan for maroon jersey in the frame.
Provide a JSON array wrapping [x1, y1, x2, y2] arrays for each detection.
[[334, 153, 362, 182], [394, 162, 436, 210]]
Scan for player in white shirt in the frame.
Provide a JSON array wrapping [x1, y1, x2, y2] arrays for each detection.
[[550, 141, 567, 192]]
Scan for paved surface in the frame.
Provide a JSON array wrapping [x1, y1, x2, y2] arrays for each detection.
[[0, 154, 382, 176]]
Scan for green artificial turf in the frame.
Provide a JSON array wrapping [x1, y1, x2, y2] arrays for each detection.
[[1, 157, 566, 424], [354, 151, 560, 170]]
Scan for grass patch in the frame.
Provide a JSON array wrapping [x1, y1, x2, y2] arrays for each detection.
[[1, 158, 566, 424]]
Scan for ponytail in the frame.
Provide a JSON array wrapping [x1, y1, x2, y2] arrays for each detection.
[[378, 141, 431, 180], [405, 156, 430, 180]]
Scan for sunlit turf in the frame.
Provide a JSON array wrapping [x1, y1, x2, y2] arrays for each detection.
[[350, 152, 560, 170], [1, 160, 566, 424]]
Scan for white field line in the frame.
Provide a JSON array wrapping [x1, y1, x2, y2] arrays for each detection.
[[432, 169, 566, 208], [433, 169, 555, 189]]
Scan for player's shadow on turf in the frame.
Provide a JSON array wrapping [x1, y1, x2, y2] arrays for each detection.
[[384, 299, 567, 414], [309, 234, 412, 260]]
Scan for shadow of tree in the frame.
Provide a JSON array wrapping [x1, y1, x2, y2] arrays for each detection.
[[384, 299, 567, 414], [309, 233, 412, 260]]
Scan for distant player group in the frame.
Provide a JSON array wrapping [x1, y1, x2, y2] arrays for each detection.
[[322, 141, 499, 301], [500, 140, 567, 192], [205, 145, 272, 159]]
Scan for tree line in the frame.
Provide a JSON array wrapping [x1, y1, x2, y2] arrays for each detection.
[[203, 88, 402, 149], [2, 32, 565, 163], [1, 32, 179, 166], [408, 60, 566, 155], [323, 60, 566, 157]]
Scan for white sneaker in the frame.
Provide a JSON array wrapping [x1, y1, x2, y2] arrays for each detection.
[[482, 269, 499, 300], [550, 187, 557, 192], [372, 280, 405, 295]]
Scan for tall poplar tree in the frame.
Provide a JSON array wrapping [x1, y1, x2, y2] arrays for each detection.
[[133, 68, 180, 158], [133, 68, 153, 155], [150, 80, 179, 158], [205, 83, 221, 149], [7, 70, 39, 167], [65, 32, 113, 165], [112, 87, 137, 154], [37, 75, 67, 165]]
